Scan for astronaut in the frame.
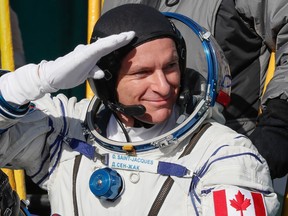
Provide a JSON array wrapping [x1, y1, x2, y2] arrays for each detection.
[[0, 4, 279, 215], [102, 0, 288, 180]]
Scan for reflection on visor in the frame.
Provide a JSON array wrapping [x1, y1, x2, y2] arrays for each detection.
[[87, 12, 232, 154], [163, 12, 231, 107]]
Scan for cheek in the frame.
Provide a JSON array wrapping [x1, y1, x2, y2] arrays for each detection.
[[116, 80, 142, 104], [168, 72, 181, 90], [116, 81, 128, 103], [170, 73, 181, 101]]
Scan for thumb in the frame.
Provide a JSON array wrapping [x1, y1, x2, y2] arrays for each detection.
[[89, 65, 105, 79]]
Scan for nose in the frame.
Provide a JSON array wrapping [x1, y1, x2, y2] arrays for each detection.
[[151, 70, 171, 96]]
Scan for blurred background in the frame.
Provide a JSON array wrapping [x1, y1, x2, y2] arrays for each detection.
[[10, 0, 88, 100], [3, 1, 92, 215]]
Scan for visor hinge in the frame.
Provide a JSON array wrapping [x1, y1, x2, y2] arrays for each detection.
[[151, 135, 178, 148]]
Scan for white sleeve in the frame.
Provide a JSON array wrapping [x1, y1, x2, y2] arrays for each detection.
[[188, 123, 280, 215], [0, 93, 89, 188]]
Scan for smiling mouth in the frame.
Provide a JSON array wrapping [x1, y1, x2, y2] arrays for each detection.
[[145, 98, 172, 107]]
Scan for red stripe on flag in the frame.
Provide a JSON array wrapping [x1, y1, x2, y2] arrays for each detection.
[[213, 190, 228, 216], [251, 192, 266, 216]]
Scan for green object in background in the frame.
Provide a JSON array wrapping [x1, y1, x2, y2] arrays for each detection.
[[10, 0, 88, 100], [9, 1, 89, 215]]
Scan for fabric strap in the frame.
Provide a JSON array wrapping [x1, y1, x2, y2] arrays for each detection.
[[72, 123, 212, 215], [148, 122, 212, 215], [72, 154, 82, 216]]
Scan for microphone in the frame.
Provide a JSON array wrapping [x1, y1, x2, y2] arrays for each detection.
[[107, 102, 146, 116]]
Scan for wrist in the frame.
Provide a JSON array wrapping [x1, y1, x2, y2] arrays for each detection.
[[0, 64, 47, 105], [0, 94, 30, 119]]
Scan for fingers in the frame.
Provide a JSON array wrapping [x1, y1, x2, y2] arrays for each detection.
[[86, 31, 135, 80], [90, 31, 135, 57]]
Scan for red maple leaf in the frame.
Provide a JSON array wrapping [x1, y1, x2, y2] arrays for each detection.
[[230, 190, 251, 216]]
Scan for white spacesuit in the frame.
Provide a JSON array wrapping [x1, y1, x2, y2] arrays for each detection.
[[0, 4, 279, 216]]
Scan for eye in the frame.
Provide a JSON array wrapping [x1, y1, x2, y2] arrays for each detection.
[[164, 61, 179, 72], [132, 69, 151, 78], [168, 62, 177, 68]]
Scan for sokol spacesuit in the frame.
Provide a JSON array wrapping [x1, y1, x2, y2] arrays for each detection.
[[102, 0, 288, 180], [0, 4, 279, 216]]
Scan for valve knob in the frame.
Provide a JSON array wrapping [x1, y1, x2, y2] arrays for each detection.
[[89, 167, 123, 201]]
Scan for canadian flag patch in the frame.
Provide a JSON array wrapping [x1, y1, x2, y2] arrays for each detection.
[[213, 188, 267, 216]]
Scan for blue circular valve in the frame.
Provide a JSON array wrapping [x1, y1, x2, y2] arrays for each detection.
[[89, 167, 123, 201]]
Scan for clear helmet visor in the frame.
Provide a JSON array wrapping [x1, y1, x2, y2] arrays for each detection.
[[87, 13, 231, 153], [168, 13, 231, 109]]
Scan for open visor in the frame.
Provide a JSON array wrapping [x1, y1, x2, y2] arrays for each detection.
[[164, 12, 231, 109], [87, 13, 231, 153]]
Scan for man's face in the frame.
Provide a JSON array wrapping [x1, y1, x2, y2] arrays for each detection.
[[116, 38, 181, 126]]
